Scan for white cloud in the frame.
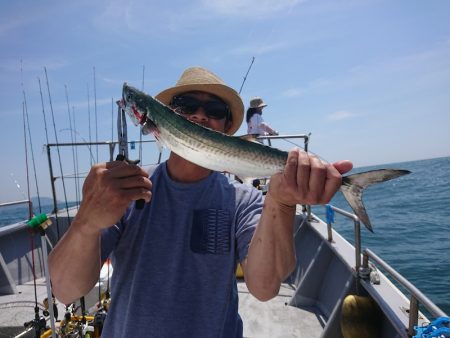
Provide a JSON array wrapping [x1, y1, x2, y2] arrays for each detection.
[[229, 40, 290, 56], [281, 87, 305, 98], [200, 0, 305, 17], [281, 78, 332, 98], [326, 110, 360, 121]]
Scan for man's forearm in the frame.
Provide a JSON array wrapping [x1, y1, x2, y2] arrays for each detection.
[[244, 193, 296, 301], [48, 217, 102, 304]]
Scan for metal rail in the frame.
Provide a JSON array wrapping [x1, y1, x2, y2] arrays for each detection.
[[321, 204, 362, 271], [257, 134, 310, 152], [322, 204, 448, 337], [0, 200, 30, 208], [45, 139, 159, 214], [362, 249, 448, 336]]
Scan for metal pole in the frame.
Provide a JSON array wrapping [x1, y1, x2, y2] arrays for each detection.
[[40, 235, 56, 338], [326, 221, 333, 242], [46, 145, 58, 215], [354, 220, 362, 272], [408, 296, 419, 337]]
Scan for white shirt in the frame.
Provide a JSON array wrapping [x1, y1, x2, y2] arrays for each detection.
[[247, 113, 277, 136]]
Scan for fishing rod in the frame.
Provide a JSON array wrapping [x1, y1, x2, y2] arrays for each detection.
[[21, 62, 41, 214], [23, 98, 41, 214], [238, 56, 255, 94], [21, 101, 50, 338], [38, 76, 65, 242], [26, 214, 57, 338], [44, 67, 71, 225], [72, 106, 81, 207], [65, 85, 80, 206], [87, 83, 93, 166], [93, 67, 99, 162], [111, 98, 114, 145], [139, 65, 145, 165]]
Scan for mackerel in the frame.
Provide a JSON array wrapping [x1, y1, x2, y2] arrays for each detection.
[[121, 83, 410, 232]]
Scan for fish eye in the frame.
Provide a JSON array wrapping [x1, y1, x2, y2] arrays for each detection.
[[127, 93, 133, 101]]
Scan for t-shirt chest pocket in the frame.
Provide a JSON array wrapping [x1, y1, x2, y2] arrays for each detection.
[[190, 209, 231, 255]]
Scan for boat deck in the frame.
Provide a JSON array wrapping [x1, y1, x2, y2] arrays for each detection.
[[238, 280, 323, 338], [0, 277, 65, 337]]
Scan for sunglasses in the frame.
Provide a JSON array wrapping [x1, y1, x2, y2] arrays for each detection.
[[171, 95, 231, 120]]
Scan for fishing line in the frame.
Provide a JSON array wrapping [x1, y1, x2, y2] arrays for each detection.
[[284, 134, 310, 150], [87, 83, 93, 166], [283, 138, 303, 148], [9, 173, 28, 201], [20, 61, 41, 214], [59, 129, 96, 163], [21, 102, 32, 219], [38, 78, 51, 154], [65, 85, 80, 206], [44, 67, 71, 225], [23, 97, 42, 214], [72, 106, 81, 207]]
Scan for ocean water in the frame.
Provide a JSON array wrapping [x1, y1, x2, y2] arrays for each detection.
[[1, 157, 449, 316], [312, 156, 450, 316]]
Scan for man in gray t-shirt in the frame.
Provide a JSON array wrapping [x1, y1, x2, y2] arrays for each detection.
[[49, 66, 353, 337]]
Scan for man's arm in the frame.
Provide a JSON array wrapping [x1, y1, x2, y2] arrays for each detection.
[[260, 122, 278, 136], [48, 161, 151, 304], [242, 149, 352, 301]]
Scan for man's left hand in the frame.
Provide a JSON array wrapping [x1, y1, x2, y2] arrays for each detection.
[[268, 148, 353, 207]]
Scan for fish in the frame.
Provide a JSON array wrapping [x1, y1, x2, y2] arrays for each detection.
[[120, 83, 410, 232]]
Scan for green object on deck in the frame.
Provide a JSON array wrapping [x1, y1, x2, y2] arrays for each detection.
[[27, 213, 48, 229]]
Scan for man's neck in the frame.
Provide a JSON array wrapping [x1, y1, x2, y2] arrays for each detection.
[[166, 152, 212, 183]]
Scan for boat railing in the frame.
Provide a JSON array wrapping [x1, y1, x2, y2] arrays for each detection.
[[256, 133, 310, 152], [320, 204, 448, 336], [0, 199, 30, 208], [362, 249, 448, 336], [0, 199, 33, 222], [45, 139, 160, 214]]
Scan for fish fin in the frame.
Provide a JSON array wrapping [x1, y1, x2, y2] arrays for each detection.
[[340, 169, 411, 232]]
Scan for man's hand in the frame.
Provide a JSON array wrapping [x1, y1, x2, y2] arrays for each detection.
[[75, 160, 152, 234], [268, 148, 353, 207]]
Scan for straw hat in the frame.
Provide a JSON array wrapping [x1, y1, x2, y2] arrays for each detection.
[[249, 97, 267, 109], [155, 67, 244, 135]]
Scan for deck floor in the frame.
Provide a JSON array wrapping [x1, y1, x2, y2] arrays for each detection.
[[238, 280, 324, 338], [2, 279, 324, 337], [0, 277, 66, 337]]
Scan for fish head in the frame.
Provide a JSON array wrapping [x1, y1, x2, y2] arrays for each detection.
[[122, 83, 148, 127], [122, 83, 162, 136]]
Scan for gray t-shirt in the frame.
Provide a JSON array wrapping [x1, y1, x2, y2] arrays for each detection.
[[100, 162, 263, 337]]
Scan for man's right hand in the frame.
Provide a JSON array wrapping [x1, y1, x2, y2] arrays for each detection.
[[75, 160, 152, 234]]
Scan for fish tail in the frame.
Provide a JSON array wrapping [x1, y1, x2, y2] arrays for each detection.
[[340, 169, 411, 232]]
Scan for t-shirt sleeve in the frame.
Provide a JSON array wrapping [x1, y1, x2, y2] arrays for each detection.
[[234, 185, 263, 263]]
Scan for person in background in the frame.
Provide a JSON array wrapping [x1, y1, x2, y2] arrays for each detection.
[[48, 66, 352, 338], [246, 97, 278, 141]]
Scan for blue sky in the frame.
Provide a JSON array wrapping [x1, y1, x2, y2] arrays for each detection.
[[1, 0, 449, 202]]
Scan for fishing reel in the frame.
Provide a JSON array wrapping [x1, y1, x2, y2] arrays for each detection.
[[23, 311, 47, 337]]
